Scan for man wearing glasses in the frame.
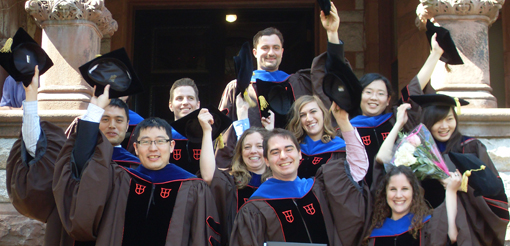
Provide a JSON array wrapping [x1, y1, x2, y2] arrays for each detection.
[[52, 85, 221, 245]]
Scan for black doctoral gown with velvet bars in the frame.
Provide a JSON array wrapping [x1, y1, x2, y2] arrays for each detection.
[[230, 158, 370, 246], [171, 128, 202, 174], [52, 120, 221, 246]]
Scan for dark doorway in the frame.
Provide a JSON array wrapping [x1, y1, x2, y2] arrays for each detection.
[[133, 7, 315, 121]]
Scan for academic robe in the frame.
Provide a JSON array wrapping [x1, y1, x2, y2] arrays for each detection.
[[352, 76, 423, 188], [372, 136, 508, 245], [209, 169, 263, 245], [368, 210, 450, 246], [171, 128, 202, 174], [216, 43, 344, 168], [230, 158, 370, 246], [6, 121, 89, 246], [299, 135, 346, 178], [52, 127, 221, 246]]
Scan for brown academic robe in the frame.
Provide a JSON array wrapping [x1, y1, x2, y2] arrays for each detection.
[[52, 130, 221, 246], [230, 158, 371, 246], [215, 52, 331, 169], [6, 121, 78, 246]]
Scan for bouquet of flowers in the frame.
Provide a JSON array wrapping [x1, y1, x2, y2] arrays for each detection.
[[386, 123, 450, 180]]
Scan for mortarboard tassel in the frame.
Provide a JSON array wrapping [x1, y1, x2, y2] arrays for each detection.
[[243, 90, 257, 108], [259, 95, 269, 111], [454, 97, 461, 115], [0, 38, 13, 53], [459, 165, 485, 192], [215, 133, 224, 149]]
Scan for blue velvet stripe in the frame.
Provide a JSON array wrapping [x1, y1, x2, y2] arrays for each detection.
[[129, 164, 196, 183], [350, 112, 393, 128], [171, 128, 187, 140], [251, 70, 290, 82], [300, 135, 346, 156], [113, 147, 140, 164], [250, 177, 314, 199], [370, 213, 431, 237], [435, 135, 474, 153], [248, 172, 263, 187], [128, 110, 144, 125]]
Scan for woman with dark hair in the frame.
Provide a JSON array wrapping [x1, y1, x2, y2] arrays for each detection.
[[376, 95, 509, 245], [200, 123, 271, 245], [286, 95, 364, 178], [365, 165, 462, 245], [349, 35, 444, 187]]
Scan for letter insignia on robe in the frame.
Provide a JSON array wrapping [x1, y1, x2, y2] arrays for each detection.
[[303, 203, 315, 215], [312, 157, 323, 165], [160, 188, 171, 198], [362, 135, 371, 146], [282, 210, 294, 223], [193, 149, 201, 160], [173, 149, 181, 160], [381, 132, 389, 140], [135, 183, 146, 195]]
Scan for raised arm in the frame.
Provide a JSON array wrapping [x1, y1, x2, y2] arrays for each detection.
[[416, 33, 444, 90], [198, 108, 216, 185], [375, 103, 411, 164], [322, 2, 340, 45], [22, 66, 41, 157], [331, 102, 368, 182], [445, 170, 462, 243]]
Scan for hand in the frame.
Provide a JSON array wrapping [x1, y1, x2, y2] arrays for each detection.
[[330, 102, 348, 122], [321, 2, 340, 43], [24, 66, 39, 102], [261, 110, 275, 130], [430, 33, 444, 55], [198, 108, 214, 133], [395, 103, 411, 129], [446, 170, 462, 192], [90, 85, 111, 109], [235, 93, 249, 120]]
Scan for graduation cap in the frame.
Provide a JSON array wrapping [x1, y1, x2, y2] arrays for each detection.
[[448, 152, 504, 197], [322, 72, 362, 117], [0, 28, 53, 87], [234, 41, 257, 107], [79, 48, 143, 98], [426, 20, 463, 65], [171, 106, 232, 145], [256, 79, 295, 117], [317, 0, 331, 15], [410, 94, 469, 114]]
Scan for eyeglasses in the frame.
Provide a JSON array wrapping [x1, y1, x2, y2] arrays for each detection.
[[136, 139, 171, 147]]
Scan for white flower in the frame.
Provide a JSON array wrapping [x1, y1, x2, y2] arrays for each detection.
[[394, 142, 417, 166]]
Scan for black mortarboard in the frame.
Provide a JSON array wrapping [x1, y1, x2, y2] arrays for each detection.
[[0, 28, 53, 87], [234, 42, 253, 97], [79, 48, 143, 98], [448, 152, 504, 197], [317, 0, 331, 15], [256, 79, 295, 117], [426, 20, 463, 65], [171, 106, 232, 144], [410, 94, 469, 108], [322, 72, 362, 117]]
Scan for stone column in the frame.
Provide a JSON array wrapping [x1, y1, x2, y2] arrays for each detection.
[[416, 0, 505, 108], [25, 0, 118, 110]]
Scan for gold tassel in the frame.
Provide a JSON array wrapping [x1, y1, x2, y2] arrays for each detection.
[[215, 133, 224, 149], [95, 54, 102, 58], [445, 64, 451, 73], [259, 95, 269, 111], [243, 90, 257, 108], [459, 165, 486, 192], [0, 38, 13, 53], [454, 97, 461, 115]]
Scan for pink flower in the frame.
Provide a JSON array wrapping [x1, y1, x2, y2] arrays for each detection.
[[407, 134, 421, 147]]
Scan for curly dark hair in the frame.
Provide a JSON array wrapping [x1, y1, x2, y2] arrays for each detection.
[[364, 165, 431, 244]]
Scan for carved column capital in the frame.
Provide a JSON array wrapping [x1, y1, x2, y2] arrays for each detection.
[[25, 0, 118, 36], [416, 0, 505, 29]]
